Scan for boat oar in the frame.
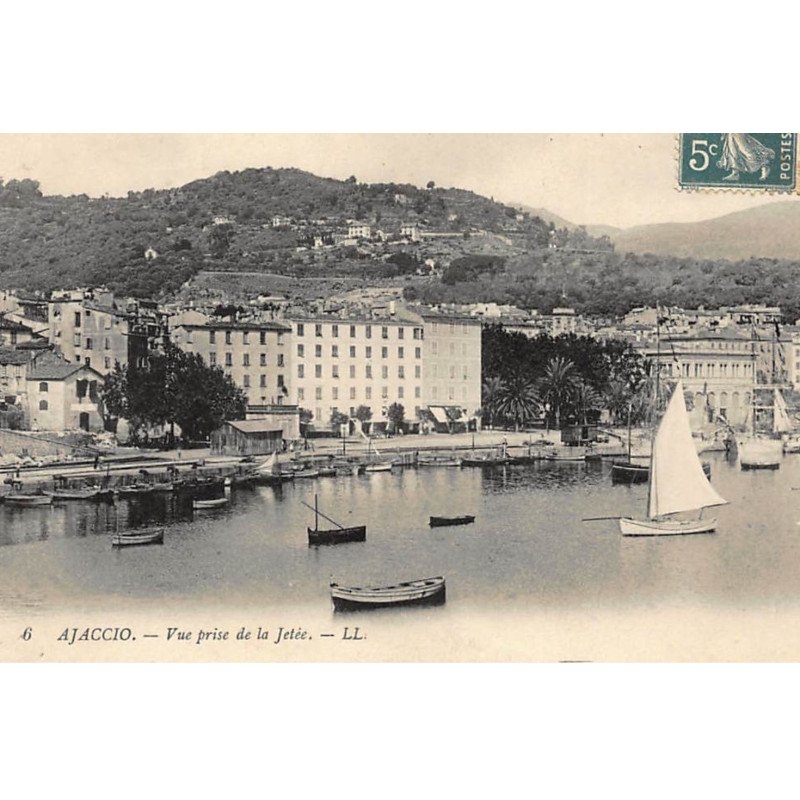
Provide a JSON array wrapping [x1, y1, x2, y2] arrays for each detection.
[[582, 515, 622, 521]]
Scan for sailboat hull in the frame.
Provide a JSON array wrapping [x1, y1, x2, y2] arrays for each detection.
[[738, 438, 782, 470], [619, 517, 717, 536]]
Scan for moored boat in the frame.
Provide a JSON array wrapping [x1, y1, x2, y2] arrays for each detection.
[[330, 576, 446, 611], [304, 495, 366, 545], [111, 528, 164, 547], [364, 461, 393, 473], [418, 456, 462, 467], [5, 493, 53, 507], [611, 459, 711, 484], [116, 483, 155, 499], [193, 496, 229, 509], [52, 487, 115, 502], [429, 515, 475, 527], [619, 380, 727, 537]]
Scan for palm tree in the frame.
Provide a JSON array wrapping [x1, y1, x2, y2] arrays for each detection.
[[537, 357, 577, 428], [573, 379, 604, 425], [481, 375, 505, 430], [496, 375, 540, 432]]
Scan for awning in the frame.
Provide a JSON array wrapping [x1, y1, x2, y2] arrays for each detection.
[[428, 406, 449, 424]]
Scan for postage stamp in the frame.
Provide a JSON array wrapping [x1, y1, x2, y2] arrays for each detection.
[[679, 133, 797, 191]]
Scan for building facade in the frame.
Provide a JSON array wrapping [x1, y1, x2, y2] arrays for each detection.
[[288, 316, 425, 431], [26, 358, 105, 432], [639, 328, 757, 428], [171, 320, 292, 407], [420, 314, 482, 422]]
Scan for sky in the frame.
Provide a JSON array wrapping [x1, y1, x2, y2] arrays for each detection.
[[0, 133, 797, 230]]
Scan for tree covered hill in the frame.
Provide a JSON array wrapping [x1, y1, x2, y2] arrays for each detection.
[[0, 169, 557, 299]]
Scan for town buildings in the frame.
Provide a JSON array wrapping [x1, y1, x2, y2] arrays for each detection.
[[170, 318, 292, 407]]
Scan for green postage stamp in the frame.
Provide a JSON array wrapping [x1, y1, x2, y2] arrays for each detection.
[[679, 133, 797, 191]]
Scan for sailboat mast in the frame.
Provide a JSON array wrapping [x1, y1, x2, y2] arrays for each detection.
[[647, 306, 662, 518], [315, 494, 319, 531]]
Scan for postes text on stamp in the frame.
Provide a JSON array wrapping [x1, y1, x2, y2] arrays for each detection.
[[679, 133, 796, 191]]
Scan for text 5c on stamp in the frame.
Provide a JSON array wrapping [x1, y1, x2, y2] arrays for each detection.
[[679, 133, 796, 191]]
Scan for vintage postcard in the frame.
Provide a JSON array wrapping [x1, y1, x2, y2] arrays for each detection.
[[2, 133, 800, 662]]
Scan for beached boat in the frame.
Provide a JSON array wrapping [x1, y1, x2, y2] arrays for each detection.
[[429, 515, 475, 527], [111, 528, 164, 547], [193, 497, 229, 509], [5, 493, 53, 507], [304, 495, 366, 545], [619, 380, 728, 536], [330, 576, 446, 611]]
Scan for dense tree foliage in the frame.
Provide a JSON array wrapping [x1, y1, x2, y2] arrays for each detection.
[[481, 325, 649, 428], [101, 343, 246, 443]]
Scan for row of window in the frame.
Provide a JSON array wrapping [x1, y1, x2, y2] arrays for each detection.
[[430, 364, 471, 380], [209, 353, 285, 368], [429, 341, 472, 357], [296, 323, 424, 341], [235, 374, 285, 388], [298, 385, 422, 402], [192, 330, 284, 346], [316, 407, 424, 424], [664, 361, 752, 378], [297, 364, 421, 380], [297, 344, 422, 360]]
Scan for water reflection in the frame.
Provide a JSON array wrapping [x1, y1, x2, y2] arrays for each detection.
[[1, 454, 800, 614]]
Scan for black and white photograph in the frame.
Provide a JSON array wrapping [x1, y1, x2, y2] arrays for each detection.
[[1, 133, 800, 662]]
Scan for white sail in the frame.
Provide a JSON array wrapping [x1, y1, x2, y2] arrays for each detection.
[[254, 451, 278, 475], [648, 380, 728, 518], [773, 389, 793, 433]]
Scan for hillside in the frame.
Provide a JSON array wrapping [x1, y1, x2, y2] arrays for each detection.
[[0, 170, 557, 299], [610, 201, 800, 260]]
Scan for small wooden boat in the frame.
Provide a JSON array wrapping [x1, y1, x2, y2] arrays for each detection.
[[783, 435, 800, 454], [193, 497, 229, 509], [293, 468, 320, 479], [330, 576, 446, 611], [317, 466, 337, 477], [117, 483, 155, 499], [364, 461, 393, 473], [460, 455, 511, 467], [611, 460, 710, 484], [150, 481, 176, 493], [6, 493, 53, 507], [52, 487, 115, 502], [112, 528, 165, 547], [418, 456, 462, 467], [303, 495, 366, 545], [429, 515, 475, 527]]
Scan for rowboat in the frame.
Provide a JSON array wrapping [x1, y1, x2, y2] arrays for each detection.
[[111, 528, 165, 547], [330, 576, 446, 611], [317, 466, 337, 477], [460, 456, 511, 467], [117, 483, 155, 499], [611, 460, 711, 484], [293, 468, 320, 479], [304, 495, 366, 545], [150, 481, 176, 493], [429, 515, 475, 527], [5, 493, 53, 507], [52, 487, 115, 502], [618, 380, 727, 537], [193, 497, 229, 509], [363, 462, 393, 473], [418, 456, 462, 467]]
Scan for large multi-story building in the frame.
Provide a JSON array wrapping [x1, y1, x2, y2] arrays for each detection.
[[639, 327, 757, 428], [170, 319, 292, 407], [47, 289, 168, 375], [287, 315, 425, 431], [419, 313, 482, 427]]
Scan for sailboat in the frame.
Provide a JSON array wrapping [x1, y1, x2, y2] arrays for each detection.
[[304, 494, 366, 545], [363, 438, 393, 472], [619, 380, 728, 536], [251, 451, 295, 485], [738, 388, 785, 470]]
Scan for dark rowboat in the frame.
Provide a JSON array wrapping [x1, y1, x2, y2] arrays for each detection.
[[330, 576, 446, 611], [460, 456, 511, 467], [117, 483, 155, 499], [429, 515, 475, 527], [611, 460, 711, 485], [112, 528, 164, 547], [52, 487, 115, 502], [304, 495, 366, 545]]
